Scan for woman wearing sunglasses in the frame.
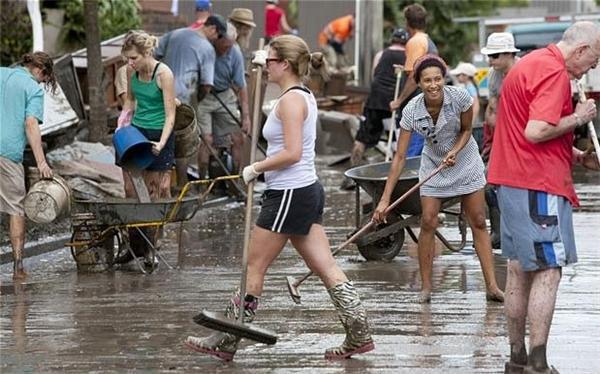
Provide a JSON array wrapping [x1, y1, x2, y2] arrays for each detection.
[[185, 35, 374, 361]]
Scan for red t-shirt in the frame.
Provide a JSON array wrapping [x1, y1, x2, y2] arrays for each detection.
[[488, 44, 578, 206], [265, 6, 284, 37]]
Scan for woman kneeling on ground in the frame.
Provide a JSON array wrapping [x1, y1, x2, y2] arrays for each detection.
[[373, 54, 504, 304], [185, 34, 374, 361]]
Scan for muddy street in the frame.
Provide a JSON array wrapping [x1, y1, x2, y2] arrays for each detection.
[[1, 157, 599, 373]]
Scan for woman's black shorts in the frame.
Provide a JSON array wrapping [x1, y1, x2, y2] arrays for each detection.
[[256, 181, 324, 235], [133, 125, 175, 171]]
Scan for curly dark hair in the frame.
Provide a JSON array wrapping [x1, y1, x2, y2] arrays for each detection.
[[413, 54, 447, 83], [21, 51, 57, 94]]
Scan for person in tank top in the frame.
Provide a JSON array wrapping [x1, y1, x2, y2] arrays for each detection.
[[185, 35, 374, 362], [118, 30, 176, 199]]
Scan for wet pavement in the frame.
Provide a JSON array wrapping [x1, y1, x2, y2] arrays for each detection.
[[1, 156, 599, 373]]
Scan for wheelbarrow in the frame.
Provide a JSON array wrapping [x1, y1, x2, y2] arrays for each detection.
[[344, 157, 467, 261], [66, 176, 240, 274]]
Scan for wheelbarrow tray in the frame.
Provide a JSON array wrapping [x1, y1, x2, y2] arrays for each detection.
[[344, 157, 422, 215], [73, 196, 200, 226]]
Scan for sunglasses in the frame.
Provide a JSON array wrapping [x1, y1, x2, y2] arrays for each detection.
[[266, 58, 282, 65], [488, 53, 502, 59]]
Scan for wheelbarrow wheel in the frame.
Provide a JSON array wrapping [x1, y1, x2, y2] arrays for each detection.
[[356, 214, 405, 261], [70, 226, 114, 272]]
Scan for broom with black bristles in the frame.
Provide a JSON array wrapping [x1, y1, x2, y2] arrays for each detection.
[[193, 39, 277, 345]]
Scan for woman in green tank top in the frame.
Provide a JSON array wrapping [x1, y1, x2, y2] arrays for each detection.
[[118, 30, 176, 199]]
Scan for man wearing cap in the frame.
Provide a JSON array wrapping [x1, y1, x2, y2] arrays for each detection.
[[196, 22, 251, 176], [480, 32, 520, 249], [190, 0, 212, 30], [489, 21, 600, 373], [341, 28, 409, 190], [155, 15, 227, 184]]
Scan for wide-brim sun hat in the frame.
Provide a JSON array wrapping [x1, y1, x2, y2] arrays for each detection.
[[229, 8, 256, 28], [481, 32, 520, 55], [450, 62, 477, 77]]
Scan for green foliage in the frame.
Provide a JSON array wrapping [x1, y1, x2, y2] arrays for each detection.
[[59, 0, 141, 52], [0, 0, 33, 65], [384, 0, 529, 66]]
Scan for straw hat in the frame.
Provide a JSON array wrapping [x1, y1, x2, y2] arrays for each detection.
[[228, 8, 256, 28], [480, 32, 520, 55], [450, 62, 477, 77]]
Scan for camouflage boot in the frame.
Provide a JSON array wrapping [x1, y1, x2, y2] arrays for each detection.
[[185, 291, 258, 361], [325, 281, 375, 359]]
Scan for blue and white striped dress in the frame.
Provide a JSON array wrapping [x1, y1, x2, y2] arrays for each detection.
[[400, 85, 486, 197]]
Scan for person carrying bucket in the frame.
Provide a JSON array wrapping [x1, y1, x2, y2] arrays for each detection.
[[113, 31, 176, 264], [185, 35, 374, 361], [0, 51, 56, 280], [373, 55, 505, 304]]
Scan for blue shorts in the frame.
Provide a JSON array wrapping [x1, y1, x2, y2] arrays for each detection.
[[133, 125, 174, 171], [497, 185, 577, 271]]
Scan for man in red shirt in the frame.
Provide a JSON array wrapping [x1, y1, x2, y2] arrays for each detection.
[[264, 0, 293, 43], [488, 22, 600, 374], [190, 0, 212, 30]]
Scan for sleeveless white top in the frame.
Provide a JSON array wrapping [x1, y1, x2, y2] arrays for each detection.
[[262, 88, 318, 190]]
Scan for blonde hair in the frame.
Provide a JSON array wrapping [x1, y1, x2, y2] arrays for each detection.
[[269, 35, 329, 82], [121, 30, 158, 56]]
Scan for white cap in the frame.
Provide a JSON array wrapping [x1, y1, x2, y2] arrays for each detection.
[[450, 62, 477, 77], [481, 32, 520, 55]]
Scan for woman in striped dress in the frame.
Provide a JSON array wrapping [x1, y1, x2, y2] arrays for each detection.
[[373, 54, 504, 304]]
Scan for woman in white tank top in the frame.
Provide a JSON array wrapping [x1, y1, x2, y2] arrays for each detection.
[[185, 35, 374, 361]]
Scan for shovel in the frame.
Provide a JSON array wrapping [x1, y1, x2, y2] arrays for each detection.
[[286, 162, 446, 304], [385, 65, 404, 162]]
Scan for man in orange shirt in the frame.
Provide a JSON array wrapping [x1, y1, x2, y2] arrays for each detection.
[[318, 14, 355, 71], [389, 3, 437, 156]]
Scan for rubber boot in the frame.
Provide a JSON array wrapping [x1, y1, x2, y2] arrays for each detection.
[[325, 281, 375, 359], [185, 292, 258, 361]]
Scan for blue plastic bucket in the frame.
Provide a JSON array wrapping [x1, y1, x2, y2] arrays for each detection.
[[113, 126, 155, 169]]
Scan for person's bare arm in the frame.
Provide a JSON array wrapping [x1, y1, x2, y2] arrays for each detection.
[[237, 85, 251, 134], [524, 99, 596, 143], [25, 116, 52, 178], [372, 128, 412, 224], [197, 85, 211, 102], [390, 73, 417, 111], [154, 67, 176, 155], [280, 12, 293, 34], [484, 96, 497, 130]]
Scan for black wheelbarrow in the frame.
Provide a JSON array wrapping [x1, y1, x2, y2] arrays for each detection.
[[344, 157, 467, 261]]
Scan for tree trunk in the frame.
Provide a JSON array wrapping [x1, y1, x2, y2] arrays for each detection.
[[83, 0, 107, 142]]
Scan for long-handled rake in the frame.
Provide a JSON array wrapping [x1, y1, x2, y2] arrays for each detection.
[[193, 39, 277, 345], [285, 163, 446, 304]]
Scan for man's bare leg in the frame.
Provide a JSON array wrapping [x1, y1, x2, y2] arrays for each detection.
[[198, 134, 213, 180], [10, 215, 27, 280], [527, 267, 561, 371], [505, 260, 531, 370], [230, 131, 244, 174]]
